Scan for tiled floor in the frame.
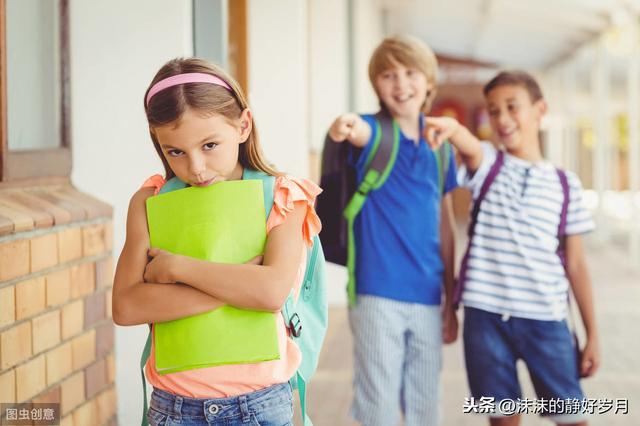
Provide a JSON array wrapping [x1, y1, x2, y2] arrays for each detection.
[[301, 238, 640, 426]]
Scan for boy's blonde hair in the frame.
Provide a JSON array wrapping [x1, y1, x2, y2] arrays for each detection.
[[368, 35, 438, 111]]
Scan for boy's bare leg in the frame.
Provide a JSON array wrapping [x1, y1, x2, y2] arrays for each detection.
[[490, 415, 520, 426]]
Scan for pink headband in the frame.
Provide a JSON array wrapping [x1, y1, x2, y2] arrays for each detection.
[[145, 72, 233, 106]]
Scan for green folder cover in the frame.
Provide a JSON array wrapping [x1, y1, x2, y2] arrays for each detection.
[[146, 180, 280, 374]]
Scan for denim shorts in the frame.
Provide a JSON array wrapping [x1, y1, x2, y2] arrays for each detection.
[[463, 307, 586, 423], [147, 382, 293, 426]]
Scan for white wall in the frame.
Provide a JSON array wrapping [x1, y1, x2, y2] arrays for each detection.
[[308, 0, 351, 305], [308, 0, 350, 152], [247, 0, 310, 178], [70, 1, 193, 425], [246, 0, 384, 306], [351, 0, 385, 112]]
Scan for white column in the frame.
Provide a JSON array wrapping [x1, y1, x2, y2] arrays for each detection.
[[628, 22, 640, 267], [562, 64, 579, 172], [351, 0, 384, 111], [71, 2, 194, 424], [591, 38, 611, 242], [308, 0, 349, 153], [247, 0, 310, 178], [542, 72, 564, 166]]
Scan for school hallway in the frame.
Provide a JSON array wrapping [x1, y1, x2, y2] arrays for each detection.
[[302, 235, 640, 426], [3, 2, 640, 426]]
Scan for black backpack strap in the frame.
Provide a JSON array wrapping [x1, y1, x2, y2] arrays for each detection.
[[363, 110, 397, 179]]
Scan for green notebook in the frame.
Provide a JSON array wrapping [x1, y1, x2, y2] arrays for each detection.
[[146, 180, 280, 375]]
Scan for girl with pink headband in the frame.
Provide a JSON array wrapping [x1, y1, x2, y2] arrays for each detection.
[[112, 58, 324, 426]]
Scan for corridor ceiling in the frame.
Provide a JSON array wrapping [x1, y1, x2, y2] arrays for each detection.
[[384, 0, 640, 70]]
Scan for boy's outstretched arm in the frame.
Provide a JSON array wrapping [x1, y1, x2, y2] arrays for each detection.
[[566, 234, 600, 377], [440, 193, 458, 344], [328, 113, 371, 147], [425, 116, 483, 174]]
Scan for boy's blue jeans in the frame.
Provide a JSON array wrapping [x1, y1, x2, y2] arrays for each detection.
[[463, 306, 587, 424], [147, 383, 293, 426]]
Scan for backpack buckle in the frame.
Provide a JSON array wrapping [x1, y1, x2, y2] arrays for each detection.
[[288, 313, 302, 338]]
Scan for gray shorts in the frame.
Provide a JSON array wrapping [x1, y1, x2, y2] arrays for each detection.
[[349, 295, 443, 426]]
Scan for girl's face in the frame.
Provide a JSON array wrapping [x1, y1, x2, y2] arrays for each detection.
[[375, 58, 431, 119], [153, 107, 252, 186], [486, 84, 546, 153]]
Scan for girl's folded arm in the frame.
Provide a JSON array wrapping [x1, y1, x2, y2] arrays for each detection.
[[112, 188, 223, 326], [168, 200, 307, 312]]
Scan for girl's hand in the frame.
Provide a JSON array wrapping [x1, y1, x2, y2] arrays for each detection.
[[144, 248, 180, 284], [580, 337, 600, 378], [424, 116, 461, 149], [329, 113, 361, 142]]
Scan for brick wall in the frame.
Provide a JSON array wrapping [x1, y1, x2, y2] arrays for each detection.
[[0, 185, 116, 426]]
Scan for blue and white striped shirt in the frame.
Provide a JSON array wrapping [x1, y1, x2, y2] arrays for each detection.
[[458, 142, 594, 321]]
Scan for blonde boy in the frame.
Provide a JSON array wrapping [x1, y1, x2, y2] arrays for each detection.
[[328, 35, 458, 426]]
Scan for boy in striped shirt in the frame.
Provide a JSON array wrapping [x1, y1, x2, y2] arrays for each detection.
[[426, 71, 599, 426]]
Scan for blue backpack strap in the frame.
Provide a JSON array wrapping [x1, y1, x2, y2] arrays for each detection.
[[454, 151, 505, 307]]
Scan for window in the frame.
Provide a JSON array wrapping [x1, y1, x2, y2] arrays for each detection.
[[0, 0, 70, 182], [192, 0, 247, 92]]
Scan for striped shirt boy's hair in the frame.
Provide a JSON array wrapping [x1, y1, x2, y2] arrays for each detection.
[[483, 70, 544, 103]]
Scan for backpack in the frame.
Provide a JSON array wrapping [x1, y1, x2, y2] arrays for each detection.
[[316, 109, 452, 306], [453, 150, 571, 306], [139, 169, 328, 426]]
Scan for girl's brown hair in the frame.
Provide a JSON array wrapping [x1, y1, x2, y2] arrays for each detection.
[[144, 58, 278, 179], [368, 35, 439, 112]]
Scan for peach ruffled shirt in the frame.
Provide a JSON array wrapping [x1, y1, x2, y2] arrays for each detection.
[[141, 173, 322, 398]]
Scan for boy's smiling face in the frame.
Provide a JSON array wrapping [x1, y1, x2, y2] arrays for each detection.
[[486, 84, 547, 154], [375, 57, 431, 120]]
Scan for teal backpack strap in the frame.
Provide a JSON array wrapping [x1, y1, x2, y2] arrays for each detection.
[[243, 168, 315, 423], [343, 111, 399, 307], [158, 176, 188, 194], [242, 167, 275, 218], [434, 142, 451, 196], [296, 372, 312, 426], [140, 326, 152, 426]]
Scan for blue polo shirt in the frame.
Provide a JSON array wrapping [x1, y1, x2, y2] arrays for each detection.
[[349, 114, 458, 305]]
